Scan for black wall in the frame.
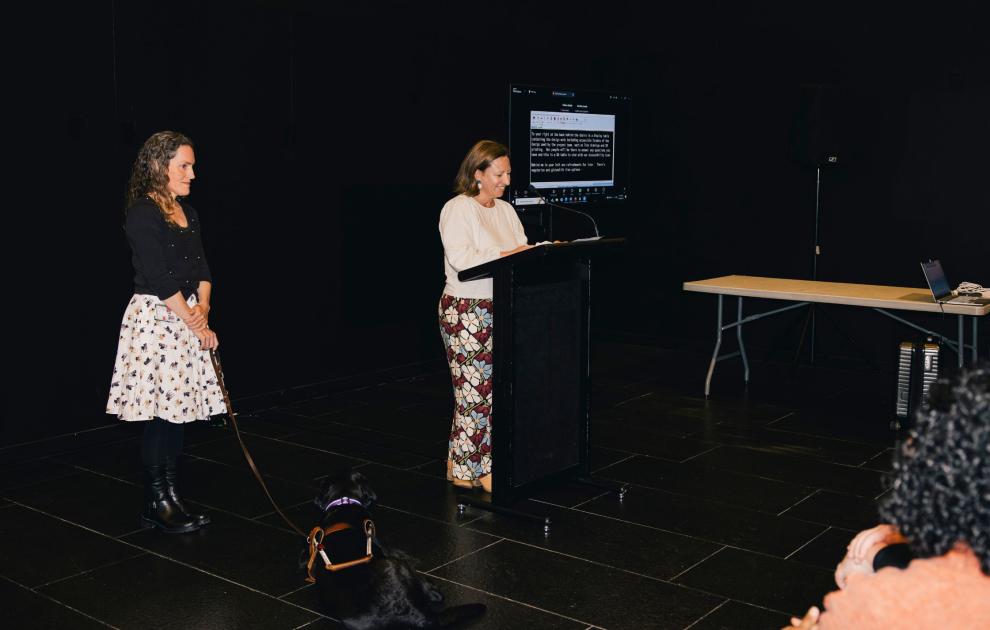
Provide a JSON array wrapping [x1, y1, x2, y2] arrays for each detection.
[[8, 1, 988, 447]]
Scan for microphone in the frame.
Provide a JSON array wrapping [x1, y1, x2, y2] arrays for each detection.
[[526, 184, 600, 238]]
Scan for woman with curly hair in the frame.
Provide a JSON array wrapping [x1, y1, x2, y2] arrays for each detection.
[[106, 131, 223, 534], [785, 363, 990, 629], [438, 140, 531, 492]]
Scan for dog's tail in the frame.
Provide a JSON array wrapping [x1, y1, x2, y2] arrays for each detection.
[[435, 603, 487, 628]]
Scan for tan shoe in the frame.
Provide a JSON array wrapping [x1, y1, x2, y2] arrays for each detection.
[[448, 459, 475, 488]]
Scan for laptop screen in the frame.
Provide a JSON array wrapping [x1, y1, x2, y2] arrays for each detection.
[[921, 260, 952, 301]]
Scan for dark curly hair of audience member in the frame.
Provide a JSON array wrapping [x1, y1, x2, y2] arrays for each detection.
[[879, 362, 990, 575], [125, 130, 194, 222]]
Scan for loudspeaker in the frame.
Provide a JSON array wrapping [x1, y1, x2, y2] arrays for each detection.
[[894, 339, 940, 429]]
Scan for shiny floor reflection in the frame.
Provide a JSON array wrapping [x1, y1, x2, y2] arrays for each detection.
[[0, 343, 898, 629]]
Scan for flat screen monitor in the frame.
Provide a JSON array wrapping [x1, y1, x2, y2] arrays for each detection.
[[509, 84, 631, 206]]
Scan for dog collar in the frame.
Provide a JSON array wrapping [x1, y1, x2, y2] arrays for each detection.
[[323, 497, 363, 511]]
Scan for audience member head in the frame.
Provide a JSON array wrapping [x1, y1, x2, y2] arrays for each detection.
[[127, 130, 195, 215], [880, 363, 990, 574], [454, 140, 509, 198]]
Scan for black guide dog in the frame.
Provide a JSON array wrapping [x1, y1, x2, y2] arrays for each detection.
[[303, 470, 486, 630]]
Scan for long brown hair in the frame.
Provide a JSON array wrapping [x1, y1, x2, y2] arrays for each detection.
[[125, 131, 194, 222], [453, 140, 509, 197]]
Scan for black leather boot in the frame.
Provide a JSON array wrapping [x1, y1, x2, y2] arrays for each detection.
[[141, 464, 201, 534], [165, 457, 210, 527]]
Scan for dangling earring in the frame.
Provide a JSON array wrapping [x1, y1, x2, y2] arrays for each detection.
[[475, 179, 482, 193]]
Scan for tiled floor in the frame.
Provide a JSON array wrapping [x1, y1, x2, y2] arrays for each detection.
[[0, 342, 899, 629]]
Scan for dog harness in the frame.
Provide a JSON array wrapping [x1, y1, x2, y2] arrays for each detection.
[[305, 518, 376, 583]]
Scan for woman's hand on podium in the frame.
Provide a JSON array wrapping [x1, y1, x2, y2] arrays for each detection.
[[500, 244, 534, 257]]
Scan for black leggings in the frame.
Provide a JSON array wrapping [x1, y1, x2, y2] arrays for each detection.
[[141, 418, 185, 466]]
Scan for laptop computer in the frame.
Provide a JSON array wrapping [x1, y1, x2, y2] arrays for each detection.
[[920, 260, 990, 305]]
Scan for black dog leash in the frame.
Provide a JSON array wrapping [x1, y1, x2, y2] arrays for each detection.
[[209, 349, 308, 538]]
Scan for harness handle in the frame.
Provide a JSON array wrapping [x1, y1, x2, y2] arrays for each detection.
[[305, 520, 376, 583]]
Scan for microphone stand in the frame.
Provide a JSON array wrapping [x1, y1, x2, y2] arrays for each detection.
[[794, 163, 826, 365], [810, 164, 823, 361], [791, 156, 872, 368], [526, 186, 599, 240]]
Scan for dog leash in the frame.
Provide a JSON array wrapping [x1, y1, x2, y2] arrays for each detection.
[[209, 349, 308, 538], [210, 349, 376, 579]]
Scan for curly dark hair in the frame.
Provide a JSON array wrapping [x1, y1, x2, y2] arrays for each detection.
[[125, 130, 194, 222], [879, 362, 990, 575]]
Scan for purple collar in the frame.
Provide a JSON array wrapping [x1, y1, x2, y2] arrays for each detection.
[[324, 497, 363, 512]]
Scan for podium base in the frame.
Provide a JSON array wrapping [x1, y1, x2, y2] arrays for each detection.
[[455, 478, 628, 533], [575, 476, 629, 500], [456, 491, 552, 533]]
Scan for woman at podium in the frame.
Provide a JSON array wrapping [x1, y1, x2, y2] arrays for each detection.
[[438, 140, 531, 492]]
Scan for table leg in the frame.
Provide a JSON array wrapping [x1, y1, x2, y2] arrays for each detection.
[[737, 297, 750, 385], [958, 315, 964, 368], [705, 295, 723, 398], [973, 316, 979, 363]]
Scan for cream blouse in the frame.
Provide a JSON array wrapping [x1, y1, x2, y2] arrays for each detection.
[[439, 194, 528, 299]]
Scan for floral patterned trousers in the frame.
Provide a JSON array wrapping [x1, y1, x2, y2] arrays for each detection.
[[438, 294, 494, 483]]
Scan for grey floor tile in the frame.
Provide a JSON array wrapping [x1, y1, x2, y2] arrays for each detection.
[[675, 547, 835, 617], [40, 554, 322, 629], [788, 526, 856, 572], [464, 500, 722, 581], [431, 540, 721, 629], [686, 600, 791, 630], [0, 504, 144, 588], [783, 489, 883, 531], [277, 428, 436, 469], [174, 458, 316, 519], [581, 484, 826, 558], [186, 434, 367, 485], [700, 425, 888, 466], [688, 446, 888, 498], [0, 457, 82, 492], [121, 509, 308, 597], [1, 576, 111, 629], [597, 455, 814, 513], [2, 471, 144, 537]]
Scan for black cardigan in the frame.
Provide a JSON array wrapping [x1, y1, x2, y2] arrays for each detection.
[[126, 198, 212, 300]]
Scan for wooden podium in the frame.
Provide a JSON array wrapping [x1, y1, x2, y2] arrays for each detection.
[[455, 238, 627, 528]]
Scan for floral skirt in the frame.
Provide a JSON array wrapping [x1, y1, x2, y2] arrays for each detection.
[[438, 294, 494, 483], [106, 294, 226, 423]]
